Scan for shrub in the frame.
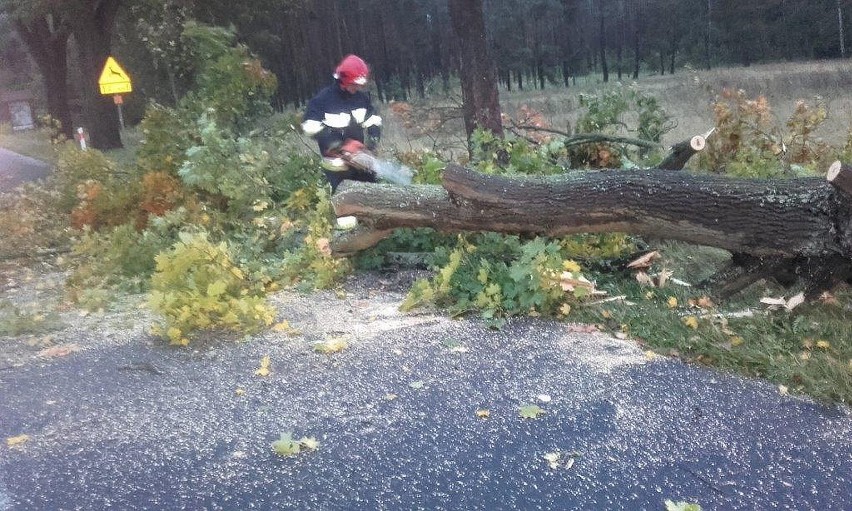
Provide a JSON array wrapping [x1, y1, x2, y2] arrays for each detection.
[[698, 89, 831, 177], [52, 145, 121, 214], [401, 234, 604, 327], [148, 231, 275, 345]]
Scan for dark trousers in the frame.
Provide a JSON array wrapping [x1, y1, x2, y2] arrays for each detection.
[[324, 167, 376, 194]]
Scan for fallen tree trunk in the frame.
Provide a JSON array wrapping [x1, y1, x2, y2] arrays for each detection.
[[332, 164, 852, 295]]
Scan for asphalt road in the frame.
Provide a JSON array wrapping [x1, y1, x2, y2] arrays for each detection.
[[1, 275, 849, 511], [0, 147, 50, 192]]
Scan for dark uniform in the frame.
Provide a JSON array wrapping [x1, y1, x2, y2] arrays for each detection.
[[302, 84, 382, 193]]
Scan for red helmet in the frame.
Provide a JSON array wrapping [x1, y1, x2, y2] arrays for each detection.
[[334, 55, 369, 86]]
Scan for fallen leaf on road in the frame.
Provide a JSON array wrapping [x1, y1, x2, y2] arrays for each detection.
[[314, 337, 349, 354], [6, 435, 30, 448], [664, 501, 703, 511], [475, 409, 490, 419], [272, 320, 300, 335], [271, 432, 301, 456], [254, 355, 271, 377], [409, 381, 425, 390], [519, 404, 545, 419], [543, 451, 561, 469], [299, 437, 320, 450]]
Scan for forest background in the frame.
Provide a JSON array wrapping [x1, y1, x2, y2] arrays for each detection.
[[3, 0, 852, 146]]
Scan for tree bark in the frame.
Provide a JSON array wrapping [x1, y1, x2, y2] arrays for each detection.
[[72, 0, 123, 150], [447, 0, 503, 141], [332, 165, 852, 263], [13, 16, 73, 139], [599, 9, 609, 82], [838, 0, 846, 58]]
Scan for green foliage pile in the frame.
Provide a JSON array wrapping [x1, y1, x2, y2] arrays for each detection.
[[402, 234, 610, 328], [149, 232, 274, 345], [44, 23, 328, 342]]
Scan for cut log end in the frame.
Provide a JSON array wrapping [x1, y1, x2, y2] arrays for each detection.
[[658, 129, 712, 171], [827, 160, 852, 198]]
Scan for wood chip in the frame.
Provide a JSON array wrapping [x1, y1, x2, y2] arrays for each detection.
[[627, 251, 661, 269]]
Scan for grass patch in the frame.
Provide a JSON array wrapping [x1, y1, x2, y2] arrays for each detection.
[[0, 124, 142, 168], [0, 125, 58, 164], [571, 242, 852, 404]]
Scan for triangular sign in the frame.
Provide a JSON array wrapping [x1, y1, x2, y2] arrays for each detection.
[[98, 56, 132, 95]]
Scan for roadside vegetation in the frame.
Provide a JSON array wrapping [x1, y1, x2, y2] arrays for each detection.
[[0, 28, 849, 403]]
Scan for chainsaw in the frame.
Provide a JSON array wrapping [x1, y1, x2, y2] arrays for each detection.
[[338, 139, 415, 185]]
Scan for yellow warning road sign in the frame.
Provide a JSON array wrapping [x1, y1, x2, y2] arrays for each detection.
[[98, 56, 132, 95]]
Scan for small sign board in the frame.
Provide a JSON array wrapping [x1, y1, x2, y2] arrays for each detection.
[[98, 56, 132, 95], [9, 101, 34, 130]]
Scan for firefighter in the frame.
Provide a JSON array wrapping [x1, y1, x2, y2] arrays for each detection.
[[301, 54, 382, 194]]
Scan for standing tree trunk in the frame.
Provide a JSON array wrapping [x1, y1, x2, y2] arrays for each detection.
[[705, 0, 713, 69], [617, 0, 625, 81], [447, 0, 503, 141], [632, 0, 641, 79], [13, 17, 73, 139], [71, 0, 124, 150], [599, 8, 609, 82], [838, 0, 847, 58]]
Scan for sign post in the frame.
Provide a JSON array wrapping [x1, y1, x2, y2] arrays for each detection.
[[98, 56, 132, 130]]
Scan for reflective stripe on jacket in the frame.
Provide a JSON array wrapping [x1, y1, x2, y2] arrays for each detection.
[[301, 83, 382, 158]]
